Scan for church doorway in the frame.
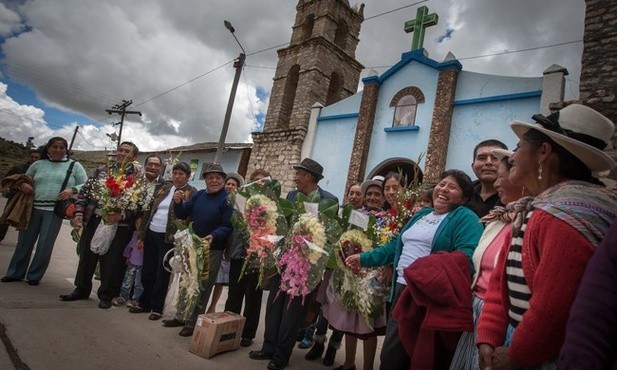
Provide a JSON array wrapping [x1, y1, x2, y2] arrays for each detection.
[[366, 157, 423, 187]]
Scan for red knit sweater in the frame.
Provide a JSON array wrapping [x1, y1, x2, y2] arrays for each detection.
[[476, 210, 595, 366]]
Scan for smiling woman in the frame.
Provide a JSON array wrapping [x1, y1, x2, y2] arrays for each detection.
[[346, 169, 483, 369], [477, 104, 617, 369], [2, 136, 88, 286]]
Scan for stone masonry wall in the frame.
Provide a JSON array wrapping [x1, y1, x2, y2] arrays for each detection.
[[424, 68, 459, 183], [580, 0, 617, 126], [580, 0, 617, 181], [344, 79, 381, 198], [247, 128, 306, 193]]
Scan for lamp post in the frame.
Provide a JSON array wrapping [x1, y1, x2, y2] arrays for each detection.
[[214, 21, 246, 164]]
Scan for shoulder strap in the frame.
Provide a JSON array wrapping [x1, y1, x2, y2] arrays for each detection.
[[60, 161, 76, 191]]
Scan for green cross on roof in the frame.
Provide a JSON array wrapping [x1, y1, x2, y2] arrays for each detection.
[[404, 6, 439, 51]]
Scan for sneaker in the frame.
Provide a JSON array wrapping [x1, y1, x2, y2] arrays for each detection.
[[298, 337, 314, 349], [112, 297, 126, 306], [126, 300, 139, 309]]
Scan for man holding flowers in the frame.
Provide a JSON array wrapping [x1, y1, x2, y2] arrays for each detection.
[[250, 158, 337, 370], [170, 163, 233, 337], [60, 141, 142, 310]]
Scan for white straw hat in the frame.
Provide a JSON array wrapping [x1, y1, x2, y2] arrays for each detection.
[[510, 104, 615, 172]]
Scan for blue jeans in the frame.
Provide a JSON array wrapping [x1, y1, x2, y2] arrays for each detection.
[[120, 263, 143, 301], [5, 208, 63, 282]]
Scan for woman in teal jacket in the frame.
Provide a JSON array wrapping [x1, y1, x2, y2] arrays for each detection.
[[346, 169, 483, 370]]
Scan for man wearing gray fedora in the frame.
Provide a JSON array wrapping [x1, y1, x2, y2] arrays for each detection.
[[250, 158, 338, 370]]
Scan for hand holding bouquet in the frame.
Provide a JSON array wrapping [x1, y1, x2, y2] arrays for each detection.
[[242, 193, 284, 286], [172, 222, 211, 321], [333, 229, 388, 329], [88, 162, 149, 219]]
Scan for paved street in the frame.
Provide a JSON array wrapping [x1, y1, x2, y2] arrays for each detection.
[[0, 199, 381, 370]]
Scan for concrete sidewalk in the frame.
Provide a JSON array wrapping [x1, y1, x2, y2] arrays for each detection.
[[0, 202, 382, 369]]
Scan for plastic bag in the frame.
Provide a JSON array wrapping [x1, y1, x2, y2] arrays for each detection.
[[90, 222, 118, 255], [162, 272, 180, 320]]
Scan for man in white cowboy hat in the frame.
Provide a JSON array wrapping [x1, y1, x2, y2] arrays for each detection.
[[250, 158, 338, 370]]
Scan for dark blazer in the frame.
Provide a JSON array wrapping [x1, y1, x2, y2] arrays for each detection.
[[286, 186, 339, 203]]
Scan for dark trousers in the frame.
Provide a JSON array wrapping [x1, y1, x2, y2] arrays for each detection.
[[261, 274, 309, 365], [139, 229, 173, 314], [380, 283, 410, 370], [73, 217, 132, 301], [314, 311, 344, 345], [224, 258, 263, 340], [0, 222, 9, 241]]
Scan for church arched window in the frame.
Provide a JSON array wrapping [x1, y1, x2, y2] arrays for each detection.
[[334, 21, 348, 50], [390, 86, 425, 127], [279, 64, 300, 129], [393, 95, 417, 127], [302, 14, 315, 42], [325, 72, 341, 105]]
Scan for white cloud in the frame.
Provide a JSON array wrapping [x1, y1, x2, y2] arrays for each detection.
[[0, 0, 585, 151]]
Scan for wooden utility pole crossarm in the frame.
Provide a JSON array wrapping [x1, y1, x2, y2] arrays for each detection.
[[106, 100, 142, 150]]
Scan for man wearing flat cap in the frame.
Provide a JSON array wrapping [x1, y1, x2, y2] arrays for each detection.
[[250, 158, 337, 370], [168, 163, 233, 337]]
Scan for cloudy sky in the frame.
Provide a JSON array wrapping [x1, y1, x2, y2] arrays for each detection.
[[0, 0, 584, 152]]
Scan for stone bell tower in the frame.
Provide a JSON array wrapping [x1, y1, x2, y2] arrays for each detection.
[[247, 0, 365, 191]]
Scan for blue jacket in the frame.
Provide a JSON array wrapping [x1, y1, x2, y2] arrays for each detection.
[[360, 205, 483, 301], [173, 188, 233, 250]]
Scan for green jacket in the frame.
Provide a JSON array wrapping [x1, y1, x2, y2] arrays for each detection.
[[360, 205, 483, 301]]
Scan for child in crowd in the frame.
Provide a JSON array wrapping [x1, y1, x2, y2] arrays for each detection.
[[112, 218, 144, 308]]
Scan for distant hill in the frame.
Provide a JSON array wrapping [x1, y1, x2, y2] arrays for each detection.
[[0, 137, 107, 177]]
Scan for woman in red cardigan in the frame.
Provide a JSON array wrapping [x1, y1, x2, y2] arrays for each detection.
[[476, 104, 617, 369]]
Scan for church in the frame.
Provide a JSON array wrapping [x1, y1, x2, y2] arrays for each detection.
[[247, 0, 569, 199]]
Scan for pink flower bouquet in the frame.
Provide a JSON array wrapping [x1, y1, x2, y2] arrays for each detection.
[[243, 194, 283, 286], [278, 214, 329, 303]]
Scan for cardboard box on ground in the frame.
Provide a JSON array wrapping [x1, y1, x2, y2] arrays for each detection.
[[189, 311, 246, 359]]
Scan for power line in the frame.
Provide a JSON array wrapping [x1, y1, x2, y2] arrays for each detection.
[[364, 0, 430, 21], [457, 39, 583, 61], [365, 39, 583, 69], [133, 60, 233, 107]]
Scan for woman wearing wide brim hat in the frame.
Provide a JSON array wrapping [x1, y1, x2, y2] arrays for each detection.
[[476, 104, 617, 369]]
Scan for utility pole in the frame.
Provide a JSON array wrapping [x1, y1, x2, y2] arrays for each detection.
[[214, 20, 246, 164], [68, 126, 79, 157], [214, 52, 245, 164], [105, 100, 142, 150]]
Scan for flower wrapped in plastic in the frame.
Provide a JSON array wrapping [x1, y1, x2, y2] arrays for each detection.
[[332, 229, 388, 330], [278, 213, 329, 303], [375, 177, 425, 245], [88, 161, 150, 218], [242, 193, 285, 286], [87, 161, 150, 255], [171, 222, 211, 321]]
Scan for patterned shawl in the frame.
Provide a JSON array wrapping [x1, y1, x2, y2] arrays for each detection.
[[530, 180, 617, 246]]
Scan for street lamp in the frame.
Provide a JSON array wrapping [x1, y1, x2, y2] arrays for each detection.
[[214, 20, 246, 164]]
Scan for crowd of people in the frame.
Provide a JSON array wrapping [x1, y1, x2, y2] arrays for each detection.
[[0, 103, 616, 370]]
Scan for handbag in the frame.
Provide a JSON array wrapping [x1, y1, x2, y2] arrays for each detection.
[[53, 161, 76, 219]]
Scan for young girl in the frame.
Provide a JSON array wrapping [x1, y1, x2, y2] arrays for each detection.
[[112, 218, 143, 308]]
